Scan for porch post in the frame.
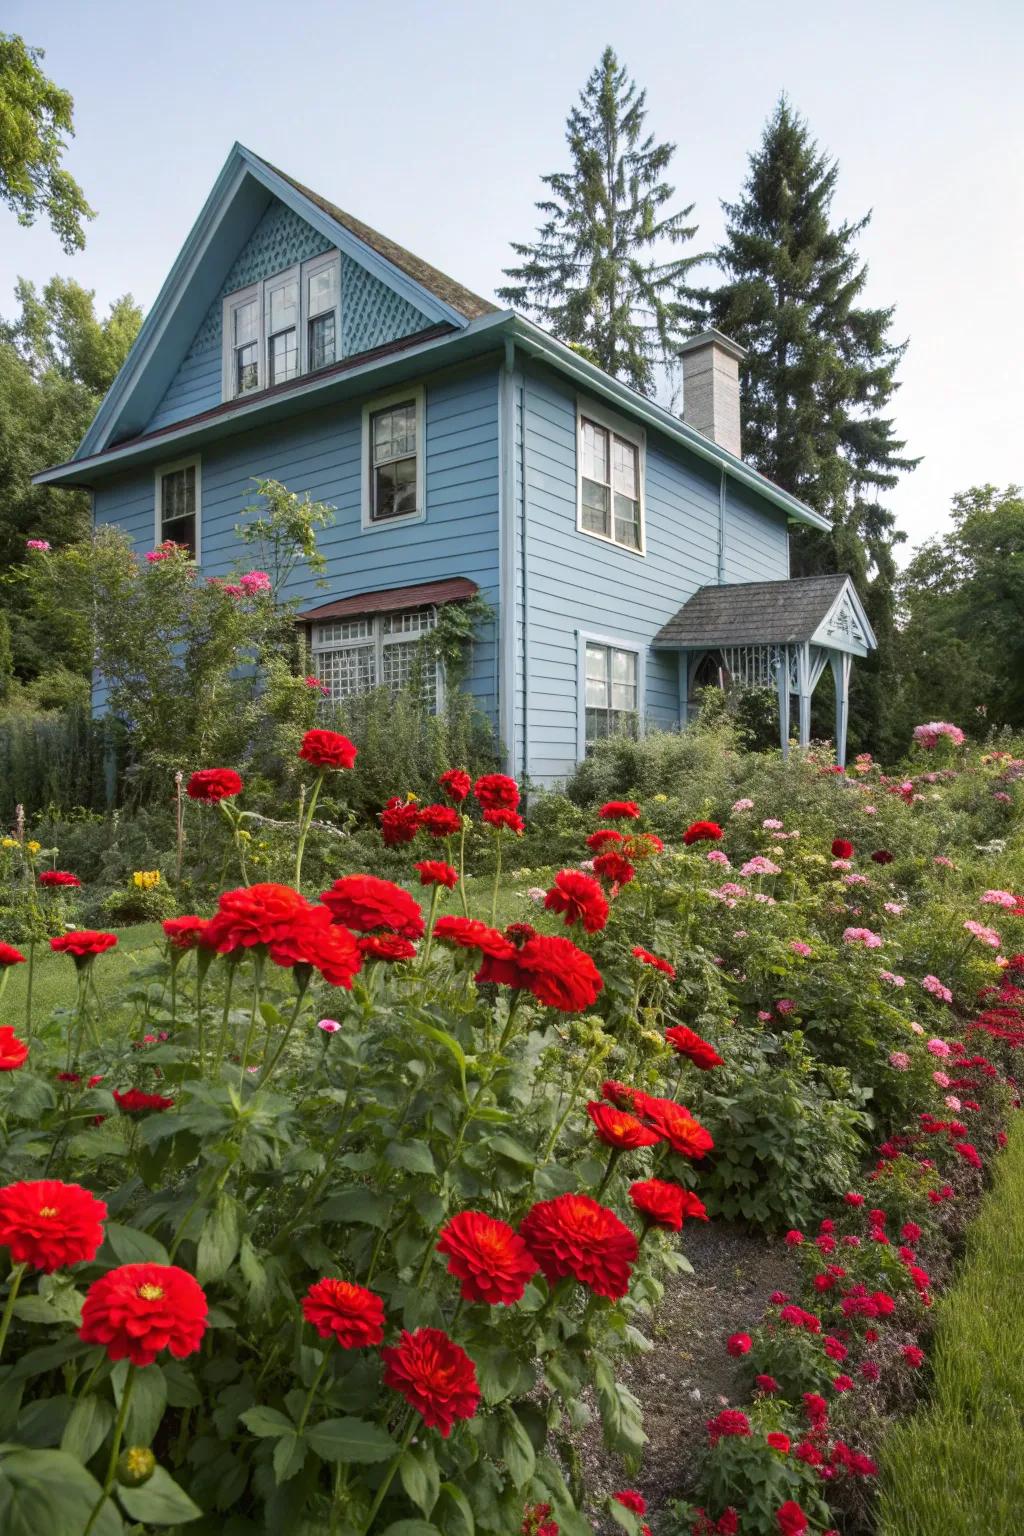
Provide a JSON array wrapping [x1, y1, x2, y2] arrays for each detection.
[[677, 652, 689, 731], [831, 651, 851, 768], [797, 642, 812, 749], [777, 644, 790, 759]]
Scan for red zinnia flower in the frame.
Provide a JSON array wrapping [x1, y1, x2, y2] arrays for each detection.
[[321, 876, 425, 939], [79, 1262, 208, 1366], [434, 916, 516, 958], [633, 946, 676, 978], [203, 883, 312, 954], [381, 798, 421, 846], [519, 1193, 637, 1299], [776, 1501, 808, 1536], [50, 931, 118, 964], [186, 768, 243, 804], [0, 943, 26, 967], [727, 1332, 752, 1356], [831, 838, 854, 859], [544, 870, 609, 933], [586, 1101, 661, 1151], [0, 1179, 107, 1271], [707, 1409, 751, 1444], [598, 801, 640, 821], [767, 1432, 791, 1453], [902, 1344, 925, 1368], [415, 860, 459, 889], [483, 807, 524, 834], [381, 1327, 480, 1436], [757, 1374, 780, 1394], [418, 803, 462, 838], [473, 773, 520, 812], [613, 1491, 649, 1535], [357, 933, 417, 962], [113, 1088, 175, 1115], [267, 907, 363, 988], [162, 915, 212, 951], [624, 832, 664, 859], [439, 768, 471, 803], [683, 821, 722, 845], [298, 729, 357, 770], [515, 933, 603, 1011], [592, 851, 635, 887], [436, 1211, 540, 1305], [642, 1098, 714, 1159], [301, 1278, 385, 1347], [586, 828, 624, 852], [38, 870, 81, 888], [871, 849, 894, 864], [664, 1025, 723, 1069], [629, 1179, 707, 1231]]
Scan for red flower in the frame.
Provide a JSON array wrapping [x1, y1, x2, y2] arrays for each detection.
[[357, 933, 417, 962], [586, 828, 624, 852], [418, 803, 462, 838], [483, 807, 524, 834], [0, 943, 25, 967], [664, 1025, 723, 1069], [642, 1098, 714, 1159], [756, 1374, 780, 1394], [321, 876, 424, 939], [436, 1211, 540, 1305], [0, 1179, 107, 1272], [439, 768, 471, 802], [592, 851, 635, 887], [38, 870, 81, 888], [50, 931, 118, 964], [707, 1409, 751, 1444], [633, 946, 676, 978], [625, 832, 664, 859], [416, 860, 459, 888], [298, 729, 357, 770], [629, 1179, 707, 1231], [203, 883, 312, 954], [683, 820, 722, 845], [802, 1392, 828, 1426], [515, 933, 603, 1011], [544, 870, 609, 933], [434, 916, 516, 958], [79, 1262, 208, 1366], [586, 1101, 661, 1151], [598, 801, 640, 821], [831, 838, 854, 859], [186, 768, 243, 804], [727, 1332, 752, 1356], [267, 907, 363, 988], [519, 1193, 637, 1299], [162, 916, 212, 950], [473, 773, 520, 812], [832, 1374, 855, 1392], [902, 1344, 925, 1368], [614, 1491, 649, 1534], [381, 798, 421, 846], [776, 1501, 808, 1536], [381, 1327, 481, 1436], [114, 1088, 174, 1115], [871, 849, 894, 864], [301, 1278, 385, 1347], [522, 1504, 559, 1536], [767, 1432, 791, 1453]]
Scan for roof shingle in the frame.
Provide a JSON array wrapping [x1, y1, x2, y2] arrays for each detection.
[[654, 575, 851, 647]]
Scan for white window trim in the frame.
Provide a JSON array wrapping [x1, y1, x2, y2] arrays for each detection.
[[311, 606, 444, 711], [575, 628, 646, 762], [360, 384, 427, 531], [263, 263, 300, 389], [220, 251, 342, 402], [154, 456, 202, 562], [575, 395, 646, 557]]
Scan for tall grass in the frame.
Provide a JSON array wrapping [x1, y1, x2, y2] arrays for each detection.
[[879, 1118, 1024, 1535]]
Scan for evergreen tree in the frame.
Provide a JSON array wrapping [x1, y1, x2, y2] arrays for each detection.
[[499, 47, 700, 395]]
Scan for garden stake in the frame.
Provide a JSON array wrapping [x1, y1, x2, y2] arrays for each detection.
[[0, 1262, 27, 1361], [294, 771, 324, 891], [83, 1364, 136, 1536], [24, 937, 35, 1039]]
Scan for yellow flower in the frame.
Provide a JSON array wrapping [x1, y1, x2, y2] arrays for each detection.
[[132, 870, 160, 889], [1, 837, 18, 849], [652, 793, 669, 804], [26, 840, 41, 854]]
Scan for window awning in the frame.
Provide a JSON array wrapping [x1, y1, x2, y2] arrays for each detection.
[[298, 576, 478, 623]]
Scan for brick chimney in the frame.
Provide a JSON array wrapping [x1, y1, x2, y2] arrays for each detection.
[[678, 329, 747, 459]]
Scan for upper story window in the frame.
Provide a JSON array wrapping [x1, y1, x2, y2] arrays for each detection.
[[577, 402, 645, 554], [155, 458, 201, 560], [311, 605, 440, 712], [361, 386, 426, 529], [221, 251, 340, 401]]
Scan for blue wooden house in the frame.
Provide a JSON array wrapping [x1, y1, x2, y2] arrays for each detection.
[[35, 145, 875, 783]]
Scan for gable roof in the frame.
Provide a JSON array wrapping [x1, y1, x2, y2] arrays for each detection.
[[654, 575, 877, 653]]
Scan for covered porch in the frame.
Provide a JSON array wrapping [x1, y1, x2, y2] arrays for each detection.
[[653, 574, 877, 767]]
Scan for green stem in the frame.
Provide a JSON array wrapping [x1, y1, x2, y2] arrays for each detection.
[[357, 1416, 417, 1535], [83, 1365, 135, 1536], [24, 938, 35, 1040], [490, 830, 503, 926], [195, 962, 206, 1075], [272, 1068, 360, 1251], [541, 1042, 605, 1163], [294, 771, 325, 893], [238, 956, 265, 1079], [255, 973, 310, 1093], [457, 819, 470, 916], [422, 885, 441, 966], [595, 1146, 623, 1201], [212, 963, 237, 1076], [0, 1263, 27, 1361], [296, 1348, 332, 1434]]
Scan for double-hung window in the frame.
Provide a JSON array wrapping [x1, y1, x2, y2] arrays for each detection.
[[361, 386, 425, 527], [221, 251, 341, 400], [226, 289, 260, 397], [311, 605, 440, 711], [305, 253, 339, 372], [584, 640, 639, 749], [577, 405, 644, 553], [265, 269, 300, 386], [154, 458, 201, 560]]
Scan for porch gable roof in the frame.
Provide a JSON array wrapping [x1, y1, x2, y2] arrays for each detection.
[[653, 575, 877, 654]]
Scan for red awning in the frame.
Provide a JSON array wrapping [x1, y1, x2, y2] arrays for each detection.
[[298, 576, 478, 623]]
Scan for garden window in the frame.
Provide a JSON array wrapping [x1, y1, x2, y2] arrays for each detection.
[[578, 407, 644, 552], [584, 641, 639, 747], [311, 605, 440, 711], [221, 251, 341, 400], [154, 458, 200, 559], [361, 387, 425, 527]]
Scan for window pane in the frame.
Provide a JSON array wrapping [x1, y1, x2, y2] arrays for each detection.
[[585, 644, 608, 707], [316, 645, 376, 700], [373, 403, 417, 463], [382, 607, 436, 637], [612, 436, 638, 499], [161, 514, 196, 558], [381, 638, 439, 712], [309, 312, 336, 370], [611, 649, 637, 711], [586, 707, 610, 745], [269, 329, 298, 385], [234, 300, 257, 346], [236, 342, 258, 394], [268, 277, 299, 334], [373, 455, 417, 520], [609, 709, 639, 739], [614, 494, 641, 549], [581, 419, 609, 484], [581, 478, 610, 535], [307, 263, 337, 317], [161, 466, 195, 521], [315, 618, 372, 645]]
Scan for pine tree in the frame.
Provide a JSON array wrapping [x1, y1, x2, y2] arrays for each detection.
[[498, 47, 700, 396]]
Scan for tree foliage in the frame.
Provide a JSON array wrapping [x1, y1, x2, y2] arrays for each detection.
[[499, 46, 700, 395], [0, 33, 93, 252]]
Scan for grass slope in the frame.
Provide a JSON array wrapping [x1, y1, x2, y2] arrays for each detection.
[[3, 923, 164, 1021], [879, 1115, 1024, 1535]]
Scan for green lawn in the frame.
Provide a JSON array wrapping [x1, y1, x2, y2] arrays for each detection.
[[879, 1116, 1024, 1535], [4, 922, 164, 1022]]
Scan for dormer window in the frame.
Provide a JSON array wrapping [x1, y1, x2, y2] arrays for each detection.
[[221, 252, 341, 400]]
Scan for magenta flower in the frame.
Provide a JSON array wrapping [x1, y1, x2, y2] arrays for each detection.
[[843, 927, 883, 949]]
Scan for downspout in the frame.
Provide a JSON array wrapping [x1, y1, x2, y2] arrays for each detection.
[[520, 375, 530, 784], [717, 467, 727, 584]]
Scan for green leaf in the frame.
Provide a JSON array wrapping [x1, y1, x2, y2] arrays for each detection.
[[114, 1361, 166, 1446], [437, 1483, 475, 1536], [609, 1503, 644, 1535], [411, 1020, 467, 1096], [378, 1524, 443, 1536], [499, 1409, 535, 1489], [320, 1186, 392, 1228], [117, 1465, 202, 1524], [61, 1395, 115, 1465], [305, 1417, 398, 1464], [592, 1356, 646, 1459], [240, 1405, 294, 1438], [386, 1141, 436, 1177], [272, 1431, 306, 1484], [489, 1134, 535, 1165], [196, 1195, 240, 1283], [103, 1223, 170, 1266], [0, 1446, 124, 1536], [399, 1444, 440, 1515]]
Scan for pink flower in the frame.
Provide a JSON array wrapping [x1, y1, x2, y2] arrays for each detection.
[[26, 538, 51, 551], [762, 819, 784, 830], [831, 859, 852, 871], [945, 1095, 962, 1111], [922, 975, 953, 1004], [843, 873, 870, 887], [776, 999, 795, 1015], [933, 856, 955, 869], [843, 927, 882, 949], [741, 857, 781, 877], [317, 1018, 342, 1034], [981, 890, 1018, 908], [889, 1052, 911, 1071], [864, 805, 878, 814], [707, 849, 731, 866], [790, 941, 812, 957], [994, 792, 1012, 804], [879, 971, 906, 987], [239, 570, 272, 595], [304, 675, 330, 695], [964, 920, 1001, 949], [913, 722, 964, 748], [731, 798, 754, 812], [909, 1021, 925, 1035], [926, 1038, 952, 1058], [884, 902, 905, 916], [932, 1070, 950, 1088]]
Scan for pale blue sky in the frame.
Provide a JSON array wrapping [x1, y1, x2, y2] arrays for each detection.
[[4, 0, 1022, 554]]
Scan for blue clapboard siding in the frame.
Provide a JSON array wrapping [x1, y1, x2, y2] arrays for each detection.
[[723, 478, 789, 583], [95, 363, 502, 723]]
